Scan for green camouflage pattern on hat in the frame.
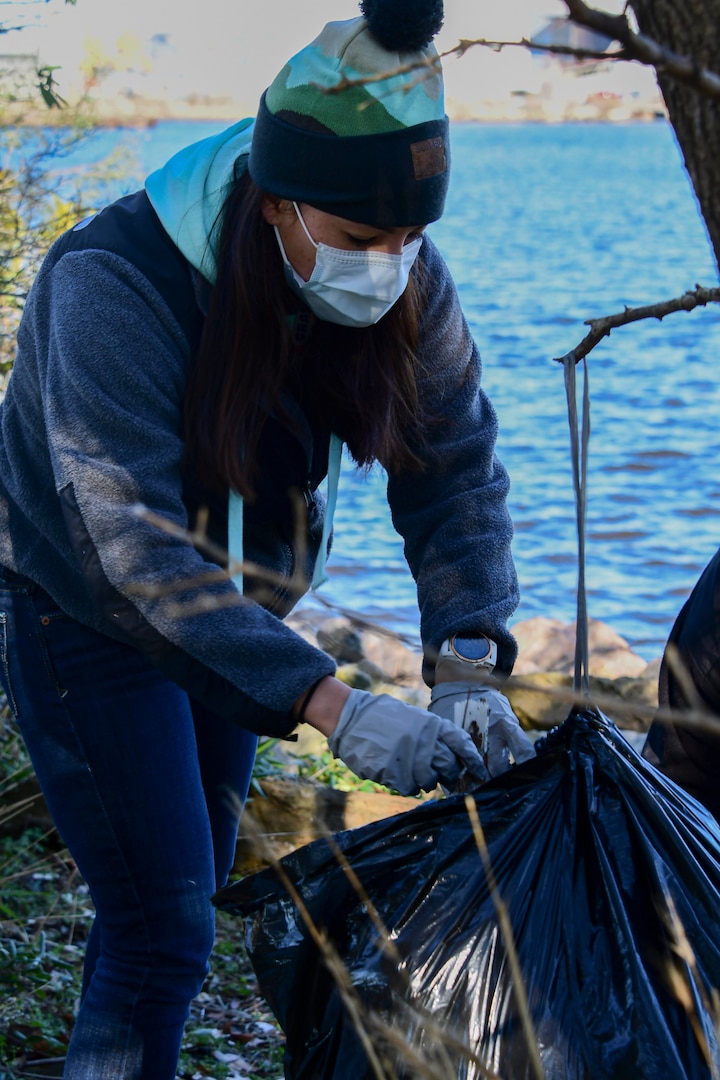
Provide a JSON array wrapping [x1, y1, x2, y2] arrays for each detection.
[[264, 16, 444, 137]]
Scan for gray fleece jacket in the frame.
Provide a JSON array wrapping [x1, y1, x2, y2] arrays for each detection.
[[0, 123, 519, 738]]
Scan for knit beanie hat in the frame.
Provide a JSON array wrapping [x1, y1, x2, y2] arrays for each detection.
[[248, 0, 449, 228]]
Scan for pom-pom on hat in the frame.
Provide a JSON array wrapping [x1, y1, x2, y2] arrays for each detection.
[[248, 0, 449, 227]]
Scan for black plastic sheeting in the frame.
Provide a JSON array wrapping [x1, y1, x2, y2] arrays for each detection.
[[214, 711, 720, 1079]]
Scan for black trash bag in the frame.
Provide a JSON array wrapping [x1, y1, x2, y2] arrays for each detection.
[[214, 710, 720, 1080]]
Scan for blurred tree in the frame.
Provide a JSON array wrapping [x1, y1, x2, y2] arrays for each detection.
[[1, 0, 76, 106], [0, 123, 97, 373], [0, 1, 133, 375]]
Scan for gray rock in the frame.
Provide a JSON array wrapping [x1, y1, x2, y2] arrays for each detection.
[[316, 617, 364, 663]]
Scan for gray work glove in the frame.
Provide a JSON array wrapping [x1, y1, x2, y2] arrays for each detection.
[[429, 683, 536, 779], [327, 688, 489, 796]]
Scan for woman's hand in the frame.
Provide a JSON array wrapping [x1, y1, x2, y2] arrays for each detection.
[[295, 678, 488, 796], [429, 683, 535, 777]]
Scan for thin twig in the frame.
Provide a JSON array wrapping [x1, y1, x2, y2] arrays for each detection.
[[130, 507, 720, 738], [658, 888, 720, 1078], [664, 643, 706, 715], [320, 832, 498, 1073], [131, 504, 303, 595], [0, 793, 46, 828], [129, 501, 720, 740], [501, 669, 720, 738], [318, 50, 442, 92], [242, 812, 501, 1078], [464, 37, 624, 63], [304, 590, 420, 647], [322, 832, 405, 971], [555, 284, 720, 365], [234, 811, 395, 1079], [464, 799, 546, 1080], [131, 502, 421, 646], [319, 36, 622, 98], [0, 825, 59, 876]]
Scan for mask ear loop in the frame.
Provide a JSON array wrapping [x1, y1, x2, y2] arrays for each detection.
[[273, 223, 308, 290], [274, 204, 318, 285], [273, 226, 293, 267], [292, 202, 319, 249]]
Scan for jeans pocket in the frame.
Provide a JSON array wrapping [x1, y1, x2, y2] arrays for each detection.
[[30, 606, 69, 701], [0, 610, 19, 718]]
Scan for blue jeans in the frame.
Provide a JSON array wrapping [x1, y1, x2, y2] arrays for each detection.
[[0, 568, 258, 1079]]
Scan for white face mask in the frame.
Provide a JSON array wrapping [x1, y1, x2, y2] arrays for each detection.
[[273, 202, 423, 328]]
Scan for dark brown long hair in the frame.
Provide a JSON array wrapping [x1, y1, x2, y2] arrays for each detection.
[[184, 170, 429, 499]]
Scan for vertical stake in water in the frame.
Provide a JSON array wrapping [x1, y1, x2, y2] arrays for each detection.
[[563, 353, 591, 698]]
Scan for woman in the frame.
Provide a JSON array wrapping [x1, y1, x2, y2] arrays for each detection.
[[0, 1, 531, 1075]]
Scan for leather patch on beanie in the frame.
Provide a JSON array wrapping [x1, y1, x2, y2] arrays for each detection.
[[410, 136, 447, 180]]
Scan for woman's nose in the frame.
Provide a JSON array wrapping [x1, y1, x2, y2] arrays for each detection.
[[372, 239, 405, 256]]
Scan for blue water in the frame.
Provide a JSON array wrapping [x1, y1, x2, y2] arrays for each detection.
[[56, 120, 720, 660]]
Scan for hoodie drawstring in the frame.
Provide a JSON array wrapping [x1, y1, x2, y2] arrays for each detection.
[[228, 432, 342, 594]]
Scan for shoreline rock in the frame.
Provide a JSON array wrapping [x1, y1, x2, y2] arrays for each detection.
[[234, 775, 432, 876], [288, 611, 661, 726], [511, 615, 656, 680]]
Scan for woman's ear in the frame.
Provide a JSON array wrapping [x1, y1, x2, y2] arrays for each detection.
[[261, 195, 294, 227]]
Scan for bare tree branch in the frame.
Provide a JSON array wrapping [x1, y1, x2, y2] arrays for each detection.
[[320, 37, 625, 96], [555, 284, 720, 365], [316, 3, 720, 103], [508, 38, 624, 63], [319, 50, 441, 93], [563, 0, 720, 98]]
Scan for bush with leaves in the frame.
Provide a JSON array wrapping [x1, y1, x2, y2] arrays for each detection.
[[0, 65, 137, 379]]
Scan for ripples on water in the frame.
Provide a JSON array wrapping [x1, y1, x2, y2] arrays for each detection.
[[75, 121, 720, 660]]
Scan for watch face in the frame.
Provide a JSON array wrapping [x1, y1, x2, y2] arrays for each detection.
[[452, 635, 492, 663]]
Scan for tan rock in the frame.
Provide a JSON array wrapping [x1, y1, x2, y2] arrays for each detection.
[[356, 658, 386, 684], [505, 671, 574, 731], [512, 616, 654, 679], [505, 669, 659, 733], [284, 610, 325, 648], [358, 631, 424, 691], [234, 774, 428, 874]]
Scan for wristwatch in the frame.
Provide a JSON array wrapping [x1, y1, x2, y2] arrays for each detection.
[[437, 633, 498, 672]]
